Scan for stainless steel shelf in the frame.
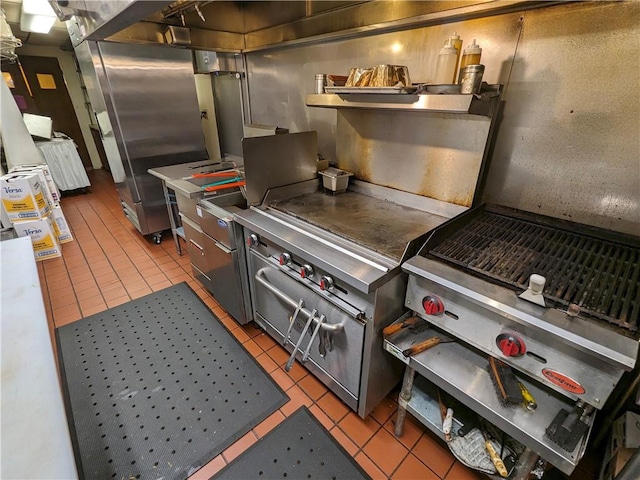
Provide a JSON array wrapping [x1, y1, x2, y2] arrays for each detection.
[[384, 325, 593, 475], [306, 84, 502, 116], [400, 376, 463, 442], [307, 93, 473, 112]]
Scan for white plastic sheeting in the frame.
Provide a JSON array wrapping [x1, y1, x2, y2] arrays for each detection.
[[35, 139, 91, 190]]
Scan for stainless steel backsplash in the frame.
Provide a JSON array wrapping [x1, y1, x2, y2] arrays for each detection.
[[245, 1, 639, 235]]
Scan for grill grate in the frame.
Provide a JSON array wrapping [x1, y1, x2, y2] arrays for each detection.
[[430, 211, 640, 333]]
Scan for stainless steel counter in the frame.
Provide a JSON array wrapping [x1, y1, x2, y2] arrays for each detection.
[[148, 159, 236, 252]]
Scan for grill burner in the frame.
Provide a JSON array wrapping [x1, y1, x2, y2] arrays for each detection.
[[429, 209, 640, 334]]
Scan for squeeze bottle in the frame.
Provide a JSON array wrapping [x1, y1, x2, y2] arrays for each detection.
[[448, 32, 463, 71], [434, 40, 458, 84], [460, 39, 482, 69]]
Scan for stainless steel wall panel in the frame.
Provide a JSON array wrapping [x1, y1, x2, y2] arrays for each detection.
[[336, 111, 491, 207], [246, 13, 521, 197], [484, 2, 640, 235], [243, 132, 318, 206], [212, 74, 245, 157], [246, 2, 639, 234]]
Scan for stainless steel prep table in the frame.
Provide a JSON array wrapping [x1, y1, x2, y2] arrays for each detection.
[[148, 160, 235, 254]]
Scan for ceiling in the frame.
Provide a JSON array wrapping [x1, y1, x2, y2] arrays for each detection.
[[3, 0, 72, 49]]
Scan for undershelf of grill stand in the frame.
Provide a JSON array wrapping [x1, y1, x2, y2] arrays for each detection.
[[383, 324, 592, 475]]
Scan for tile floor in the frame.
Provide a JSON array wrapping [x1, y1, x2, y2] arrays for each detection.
[[37, 169, 594, 480]]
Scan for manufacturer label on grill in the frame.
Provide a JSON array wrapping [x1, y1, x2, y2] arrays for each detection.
[[217, 219, 228, 229], [542, 369, 585, 394]]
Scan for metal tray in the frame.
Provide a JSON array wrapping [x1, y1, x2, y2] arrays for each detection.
[[325, 86, 418, 94]]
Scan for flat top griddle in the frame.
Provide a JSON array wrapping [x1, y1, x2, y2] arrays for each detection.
[[423, 205, 640, 335], [270, 190, 449, 262]]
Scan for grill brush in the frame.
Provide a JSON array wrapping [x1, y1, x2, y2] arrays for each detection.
[[487, 356, 523, 406]]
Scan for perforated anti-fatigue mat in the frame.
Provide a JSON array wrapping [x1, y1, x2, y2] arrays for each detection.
[[212, 407, 371, 480], [56, 282, 287, 480]]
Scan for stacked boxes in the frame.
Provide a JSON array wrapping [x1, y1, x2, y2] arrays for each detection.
[[13, 216, 62, 260], [600, 411, 640, 480], [10, 164, 61, 205], [1, 168, 73, 261], [1, 172, 50, 221]]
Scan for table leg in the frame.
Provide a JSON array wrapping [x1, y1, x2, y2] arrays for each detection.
[[511, 448, 540, 480], [162, 182, 182, 255], [395, 366, 416, 437]]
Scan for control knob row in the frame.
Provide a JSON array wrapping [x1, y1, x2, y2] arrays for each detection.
[[279, 252, 335, 290]]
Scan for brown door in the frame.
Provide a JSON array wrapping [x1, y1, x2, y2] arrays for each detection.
[[17, 55, 92, 169], [2, 63, 39, 113]]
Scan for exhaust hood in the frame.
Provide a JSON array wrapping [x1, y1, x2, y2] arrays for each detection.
[[60, 1, 560, 53]]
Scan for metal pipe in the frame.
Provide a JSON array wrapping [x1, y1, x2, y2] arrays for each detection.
[[255, 268, 345, 332]]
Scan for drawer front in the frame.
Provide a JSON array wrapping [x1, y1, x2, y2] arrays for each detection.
[[200, 207, 235, 249], [181, 214, 208, 275], [176, 194, 200, 223], [202, 234, 246, 323]]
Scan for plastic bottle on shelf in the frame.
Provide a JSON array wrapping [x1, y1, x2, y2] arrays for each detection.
[[434, 40, 458, 84], [448, 32, 463, 71], [459, 39, 482, 79]]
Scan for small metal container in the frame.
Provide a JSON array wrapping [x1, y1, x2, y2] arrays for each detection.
[[459, 64, 485, 94], [315, 73, 326, 94]]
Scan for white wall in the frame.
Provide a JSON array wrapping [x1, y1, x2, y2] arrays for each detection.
[[17, 44, 102, 169]]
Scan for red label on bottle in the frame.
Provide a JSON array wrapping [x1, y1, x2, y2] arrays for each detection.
[[542, 369, 585, 394]]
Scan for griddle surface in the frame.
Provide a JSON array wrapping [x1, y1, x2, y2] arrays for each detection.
[[271, 191, 447, 261]]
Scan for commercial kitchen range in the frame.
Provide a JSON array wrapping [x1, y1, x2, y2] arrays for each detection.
[[231, 97, 637, 477], [386, 204, 639, 476], [235, 131, 464, 418], [233, 82, 503, 421]]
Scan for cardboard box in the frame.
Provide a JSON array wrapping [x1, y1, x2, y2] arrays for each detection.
[[13, 216, 61, 261], [600, 412, 640, 480], [51, 205, 73, 243], [613, 411, 640, 451], [1, 172, 51, 221], [10, 164, 60, 204]]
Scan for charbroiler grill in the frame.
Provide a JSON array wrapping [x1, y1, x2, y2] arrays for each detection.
[[397, 203, 639, 474], [428, 205, 639, 333]]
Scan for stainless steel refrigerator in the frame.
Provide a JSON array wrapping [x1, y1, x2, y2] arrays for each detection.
[[74, 41, 208, 243]]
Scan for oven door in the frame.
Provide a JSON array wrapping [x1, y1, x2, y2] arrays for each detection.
[[248, 251, 365, 408]]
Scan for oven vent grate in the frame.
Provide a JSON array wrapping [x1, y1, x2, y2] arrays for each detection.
[[430, 211, 640, 333]]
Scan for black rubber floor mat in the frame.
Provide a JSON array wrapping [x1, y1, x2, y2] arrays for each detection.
[[56, 282, 288, 480], [212, 407, 371, 480]]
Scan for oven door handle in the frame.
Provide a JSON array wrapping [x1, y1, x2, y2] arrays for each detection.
[[255, 268, 345, 332]]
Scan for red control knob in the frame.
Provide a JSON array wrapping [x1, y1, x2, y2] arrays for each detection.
[[422, 295, 444, 315], [320, 276, 334, 291], [300, 264, 314, 279], [496, 333, 526, 357]]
